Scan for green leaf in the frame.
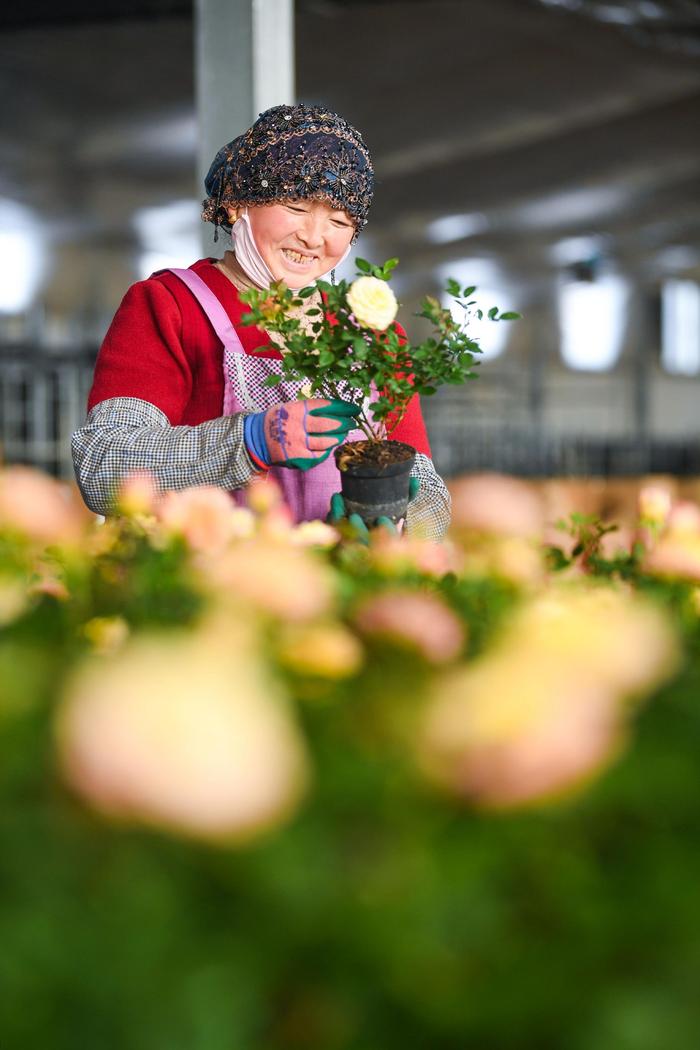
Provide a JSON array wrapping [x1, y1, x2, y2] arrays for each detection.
[[355, 258, 371, 273], [462, 285, 476, 297], [446, 278, 461, 298], [500, 311, 521, 320], [318, 350, 335, 367], [263, 375, 283, 387], [488, 306, 499, 320], [352, 336, 368, 359], [298, 286, 316, 298]]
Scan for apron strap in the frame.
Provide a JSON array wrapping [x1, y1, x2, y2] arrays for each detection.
[[167, 267, 247, 355], [167, 267, 256, 412]]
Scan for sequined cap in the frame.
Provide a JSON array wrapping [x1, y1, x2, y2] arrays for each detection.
[[202, 103, 374, 240]]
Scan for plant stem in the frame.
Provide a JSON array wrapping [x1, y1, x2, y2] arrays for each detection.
[[324, 381, 378, 442]]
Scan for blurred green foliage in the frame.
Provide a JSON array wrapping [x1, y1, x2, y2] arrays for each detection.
[[1, 507, 700, 1050]]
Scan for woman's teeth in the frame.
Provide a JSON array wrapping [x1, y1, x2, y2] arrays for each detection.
[[282, 249, 314, 265]]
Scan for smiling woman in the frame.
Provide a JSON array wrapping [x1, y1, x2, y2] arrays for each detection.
[[70, 103, 451, 538]]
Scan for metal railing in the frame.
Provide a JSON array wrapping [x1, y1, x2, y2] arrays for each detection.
[[3, 345, 700, 481], [427, 421, 700, 478], [0, 347, 96, 479]]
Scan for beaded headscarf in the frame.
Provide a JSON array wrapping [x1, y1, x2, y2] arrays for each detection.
[[202, 103, 374, 242]]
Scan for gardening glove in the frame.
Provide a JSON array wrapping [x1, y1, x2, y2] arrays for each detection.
[[328, 478, 421, 539], [243, 398, 359, 472]]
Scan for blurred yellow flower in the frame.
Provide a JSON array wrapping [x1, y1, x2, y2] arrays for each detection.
[[291, 520, 340, 549], [82, 616, 130, 655], [0, 576, 29, 626], [459, 535, 544, 587], [638, 484, 672, 527], [506, 585, 678, 697], [246, 475, 283, 515], [117, 472, 158, 518], [277, 622, 363, 679], [418, 583, 678, 809], [421, 655, 623, 809], [641, 499, 700, 583]]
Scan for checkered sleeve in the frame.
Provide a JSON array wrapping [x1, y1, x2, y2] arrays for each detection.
[[71, 396, 261, 515], [405, 452, 452, 540]]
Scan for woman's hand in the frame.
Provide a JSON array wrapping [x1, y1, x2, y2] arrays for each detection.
[[328, 478, 421, 540], [243, 399, 359, 471]]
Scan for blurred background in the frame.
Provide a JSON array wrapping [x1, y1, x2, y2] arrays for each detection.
[[1, 0, 700, 481]]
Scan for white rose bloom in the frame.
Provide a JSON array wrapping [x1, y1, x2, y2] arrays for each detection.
[[347, 276, 398, 331]]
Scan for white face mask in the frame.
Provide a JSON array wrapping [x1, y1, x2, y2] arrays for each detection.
[[230, 207, 353, 291], [230, 210, 276, 290]]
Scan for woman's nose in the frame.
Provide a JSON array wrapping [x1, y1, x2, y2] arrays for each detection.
[[297, 212, 326, 247]]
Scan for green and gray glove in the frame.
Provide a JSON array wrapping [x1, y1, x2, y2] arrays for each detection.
[[328, 478, 421, 540]]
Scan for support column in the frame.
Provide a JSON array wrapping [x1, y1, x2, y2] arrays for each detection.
[[194, 0, 295, 254]]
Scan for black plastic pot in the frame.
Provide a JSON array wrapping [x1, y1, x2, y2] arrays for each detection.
[[334, 440, 416, 526]]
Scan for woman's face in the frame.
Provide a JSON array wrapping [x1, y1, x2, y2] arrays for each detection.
[[233, 200, 355, 284]]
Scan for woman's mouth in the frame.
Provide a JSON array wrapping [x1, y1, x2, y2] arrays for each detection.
[[281, 248, 317, 268]]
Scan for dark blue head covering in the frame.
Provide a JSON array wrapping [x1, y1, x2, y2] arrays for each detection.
[[202, 103, 374, 241]]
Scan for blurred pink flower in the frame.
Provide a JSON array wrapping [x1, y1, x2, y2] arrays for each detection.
[[157, 486, 240, 553], [368, 531, 460, 577], [643, 502, 700, 583], [56, 626, 309, 842], [421, 657, 622, 808], [644, 532, 700, 583], [668, 500, 700, 533], [449, 473, 543, 540], [28, 572, 70, 602], [207, 539, 335, 622], [355, 589, 465, 663], [0, 467, 89, 546], [258, 504, 295, 541]]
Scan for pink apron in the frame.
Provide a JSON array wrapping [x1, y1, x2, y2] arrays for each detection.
[[168, 267, 364, 524]]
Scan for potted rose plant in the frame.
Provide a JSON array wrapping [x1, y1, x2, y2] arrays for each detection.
[[240, 258, 519, 525]]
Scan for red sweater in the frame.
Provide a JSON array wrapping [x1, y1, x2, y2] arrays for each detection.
[[88, 259, 431, 456]]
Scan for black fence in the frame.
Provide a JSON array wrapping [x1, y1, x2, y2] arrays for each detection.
[[0, 348, 97, 478], [430, 427, 700, 478]]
